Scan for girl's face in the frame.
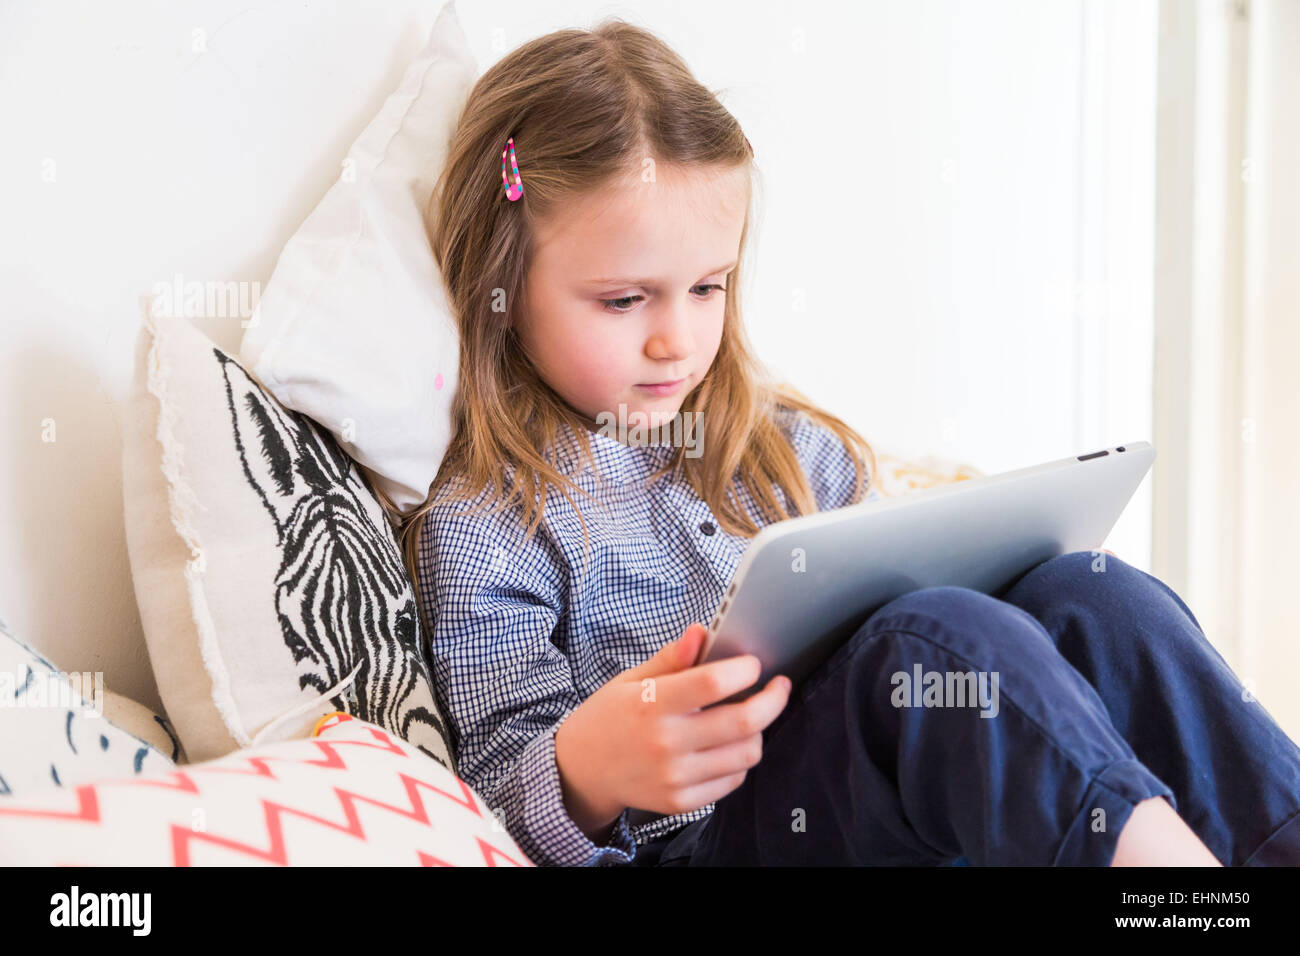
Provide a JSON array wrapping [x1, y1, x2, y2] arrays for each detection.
[[518, 162, 750, 434]]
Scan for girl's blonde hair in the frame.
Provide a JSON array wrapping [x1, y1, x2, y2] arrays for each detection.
[[381, 18, 878, 626]]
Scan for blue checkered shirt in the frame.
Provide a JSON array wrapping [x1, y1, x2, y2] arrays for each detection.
[[416, 406, 880, 866]]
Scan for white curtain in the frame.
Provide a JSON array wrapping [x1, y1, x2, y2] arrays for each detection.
[[1154, 0, 1300, 741]]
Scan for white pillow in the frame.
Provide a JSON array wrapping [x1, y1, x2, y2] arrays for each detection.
[[239, 0, 476, 514], [0, 616, 180, 797]]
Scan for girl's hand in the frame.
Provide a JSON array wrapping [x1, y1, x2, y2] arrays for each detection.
[[554, 623, 792, 838]]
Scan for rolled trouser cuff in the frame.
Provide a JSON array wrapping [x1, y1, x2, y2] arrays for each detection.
[[1053, 758, 1177, 866], [1243, 809, 1300, 866]]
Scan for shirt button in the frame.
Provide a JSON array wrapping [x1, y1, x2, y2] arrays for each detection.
[[700, 521, 715, 536]]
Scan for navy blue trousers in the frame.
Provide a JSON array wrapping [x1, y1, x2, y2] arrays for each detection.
[[629, 551, 1300, 866]]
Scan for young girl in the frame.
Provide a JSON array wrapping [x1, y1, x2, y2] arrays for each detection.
[[394, 20, 1300, 867]]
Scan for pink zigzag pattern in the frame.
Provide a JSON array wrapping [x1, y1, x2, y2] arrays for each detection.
[[0, 723, 532, 867]]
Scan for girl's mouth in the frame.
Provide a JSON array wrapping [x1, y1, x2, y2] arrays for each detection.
[[635, 377, 686, 396]]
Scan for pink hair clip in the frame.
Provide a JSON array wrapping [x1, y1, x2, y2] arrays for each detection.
[[501, 136, 524, 201]]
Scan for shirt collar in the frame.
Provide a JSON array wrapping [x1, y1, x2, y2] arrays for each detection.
[[548, 419, 682, 484]]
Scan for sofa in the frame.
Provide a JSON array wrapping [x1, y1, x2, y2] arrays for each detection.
[[0, 304, 979, 866], [0, 1, 983, 866]]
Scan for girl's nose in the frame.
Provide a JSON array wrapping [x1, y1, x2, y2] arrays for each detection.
[[645, 301, 695, 361]]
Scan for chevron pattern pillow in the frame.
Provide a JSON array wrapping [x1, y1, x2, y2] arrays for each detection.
[[0, 712, 531, 866]]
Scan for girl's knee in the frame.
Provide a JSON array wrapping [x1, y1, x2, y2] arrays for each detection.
[[1003, 549, 1148, 611], [1001, 550, 1205, 650], [862, 585, 1048, 670]]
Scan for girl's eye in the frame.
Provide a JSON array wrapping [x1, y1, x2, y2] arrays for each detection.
[[599, 284, 727, 314]]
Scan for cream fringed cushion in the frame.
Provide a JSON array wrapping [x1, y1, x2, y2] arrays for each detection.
[[871, 448, 985, 497], [0, 713, 531, 867], [121, 313, 455, 770]]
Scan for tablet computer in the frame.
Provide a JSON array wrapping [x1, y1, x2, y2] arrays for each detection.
[[694, 441, 1155, 707]]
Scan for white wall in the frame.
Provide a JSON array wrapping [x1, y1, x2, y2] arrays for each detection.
[[739, 0, 1156, 564], [1, 0, 455, 712], [0, 0, 1157, 715]]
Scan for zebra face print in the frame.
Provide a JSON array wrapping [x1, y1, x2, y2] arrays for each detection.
[[213, 348, 454, 771]]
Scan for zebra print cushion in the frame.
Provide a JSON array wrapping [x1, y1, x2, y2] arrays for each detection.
[[122, 312, 455, 772]]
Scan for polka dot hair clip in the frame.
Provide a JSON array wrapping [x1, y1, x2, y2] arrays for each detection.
[[501, 136, 524, 201]]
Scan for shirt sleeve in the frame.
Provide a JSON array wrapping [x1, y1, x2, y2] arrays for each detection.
[[416, 491, 638, 867], [780, 408, 880, 512]]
